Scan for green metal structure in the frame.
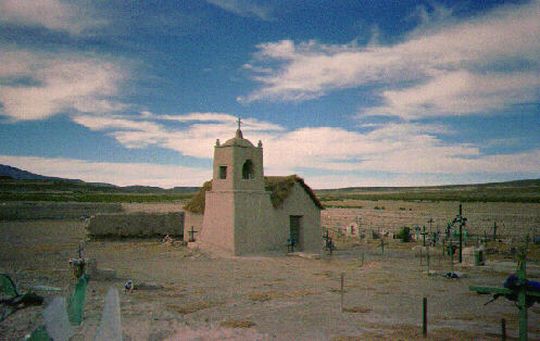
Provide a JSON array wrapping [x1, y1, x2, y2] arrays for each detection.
[[469, 252, 540, 340]]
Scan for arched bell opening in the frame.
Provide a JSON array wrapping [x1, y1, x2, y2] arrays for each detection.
[[242, 159, 254, 179]]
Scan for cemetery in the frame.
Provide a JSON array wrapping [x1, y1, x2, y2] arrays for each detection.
[[1, 205, 539, 340], [1, 124, 539, 340]]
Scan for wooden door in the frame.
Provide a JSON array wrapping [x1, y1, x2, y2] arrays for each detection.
[[289, 215, 303, 251]]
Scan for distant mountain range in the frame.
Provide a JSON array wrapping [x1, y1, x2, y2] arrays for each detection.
[[1, 164, 539, 203], [0, 164, 198, 193], [0, 164, 70, 181]]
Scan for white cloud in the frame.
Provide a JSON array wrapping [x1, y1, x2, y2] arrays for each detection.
[[206, 0, 273, 21], [0, 49, 127, 121], [71, 112, 540, 183], [72, 115, 162, 133], [159, 112, 238, 123], [72, 112, 284, 159], [367, 71, 540, 119], [0, 0, 104, 34], [240, 1, 540, 119], [0, 155, 209, 188], [4, 114, 539, 187]]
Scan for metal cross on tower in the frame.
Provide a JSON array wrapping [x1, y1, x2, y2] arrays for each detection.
[[237, 117, 242, 130]]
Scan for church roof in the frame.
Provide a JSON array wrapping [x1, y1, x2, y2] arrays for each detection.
[[183, 175, 324, 214], [221, 129, 255, 147]]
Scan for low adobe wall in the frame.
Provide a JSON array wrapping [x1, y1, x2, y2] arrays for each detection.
[[0, 202, 123, 220], [86, 212, 184, 239]]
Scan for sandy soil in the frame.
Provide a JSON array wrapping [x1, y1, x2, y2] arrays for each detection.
[[322, 200, 540, 239], [1, 216, 539, 340], [0, 221, 540, 340], [121, 203, 186, 214]]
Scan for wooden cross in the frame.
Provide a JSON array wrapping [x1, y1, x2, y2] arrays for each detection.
[[323, 229, 330, 242], [188, 226, 198, 242], [469, 251, 540, 340], [427, 218, 433, 233], [420, 225, 428, 247], [322, 229, 334, 254]]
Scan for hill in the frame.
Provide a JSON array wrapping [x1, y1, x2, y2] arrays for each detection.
[[0, 164, 198, 202], [1, 164, 539, 203], [0, 164, 78, 181], [316, 179, 540, 203]]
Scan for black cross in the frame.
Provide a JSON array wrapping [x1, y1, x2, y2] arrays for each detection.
[[188, 226, 198, 242]]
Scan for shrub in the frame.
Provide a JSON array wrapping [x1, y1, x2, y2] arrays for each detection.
[[396, 226, 412, 242]]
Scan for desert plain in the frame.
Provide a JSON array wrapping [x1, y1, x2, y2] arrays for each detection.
[[1, 200, 539, 340]]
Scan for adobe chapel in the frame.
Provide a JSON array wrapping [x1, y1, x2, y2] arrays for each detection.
[[183, 121, 324, 256]]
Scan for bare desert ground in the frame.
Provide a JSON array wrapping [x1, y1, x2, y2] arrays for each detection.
[[1, 202, 539, 340], [321, 200, 540, 238]]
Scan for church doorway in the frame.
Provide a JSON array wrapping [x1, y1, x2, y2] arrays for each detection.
[[289, 215, 303, 251]]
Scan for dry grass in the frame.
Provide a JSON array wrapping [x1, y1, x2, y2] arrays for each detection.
[[247, 289, 315, 302], [329, 288, 348, 293], [248, 292, 274, 302], [220, 319, 256, 328], [332, 336, 363, 341], [350, 324, 501, 340], [312, 270, 335, 279], [343, 306, 371, 313], [167, 301, 221, 314]]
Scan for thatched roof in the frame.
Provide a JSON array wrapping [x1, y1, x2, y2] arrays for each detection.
[[182, 180, 212, 214], [183, 175, 323, 214], [264, 175, 324, 210]]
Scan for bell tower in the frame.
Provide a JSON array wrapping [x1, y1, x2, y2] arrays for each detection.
[[211, 118, 265, 192], [201, 118, 273, 255]]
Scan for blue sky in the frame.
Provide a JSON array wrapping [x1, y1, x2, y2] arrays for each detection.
[[0, 0, 539, 188]]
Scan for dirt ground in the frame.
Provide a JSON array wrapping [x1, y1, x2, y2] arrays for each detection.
[[1, 211, 540, 340], [321, 200, 540, 239]]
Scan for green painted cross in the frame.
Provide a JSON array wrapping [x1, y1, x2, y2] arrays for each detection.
[[469, 253, 540, 341]]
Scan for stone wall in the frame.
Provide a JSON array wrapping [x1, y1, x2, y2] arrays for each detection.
[[0, 202, 123, 220], [86, 212, 184, 239]]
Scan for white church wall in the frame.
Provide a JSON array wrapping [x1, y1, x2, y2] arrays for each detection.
[[184, 212, 203, 240], [233, 191, 277, 255], [201, 191, 236, 254], [272, 183, 322, 253]]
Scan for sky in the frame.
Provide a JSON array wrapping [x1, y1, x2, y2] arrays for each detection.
[[0, 0, 539, 189]]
